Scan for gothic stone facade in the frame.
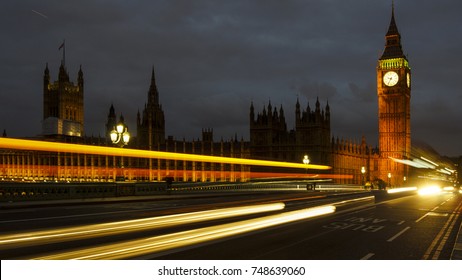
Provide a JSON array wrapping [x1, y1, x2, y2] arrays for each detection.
[[42, 63, 84, 137], [250, 98, 374, 184]]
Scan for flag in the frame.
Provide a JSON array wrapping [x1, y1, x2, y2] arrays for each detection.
[[58, 41, 65, 50]]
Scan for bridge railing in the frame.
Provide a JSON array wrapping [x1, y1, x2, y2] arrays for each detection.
[[0, 180, 366, 202], [0, 182, 168, 202]]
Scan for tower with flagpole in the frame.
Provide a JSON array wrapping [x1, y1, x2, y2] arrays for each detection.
[[42, 40, 85, 137]]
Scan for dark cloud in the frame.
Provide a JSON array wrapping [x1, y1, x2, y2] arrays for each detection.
[[348, 83, 376, 103], [0, 0, 461, 156], [296, 82, 338, 101]]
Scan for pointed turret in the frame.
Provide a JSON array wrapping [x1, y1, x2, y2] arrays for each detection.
[[108, 104, 116, 119], [295, 98, 301, 122], [44, 63, 50, 79], [78, 65, 84, 89], [267, 100, 272, 115], [279, 105, 285, 124], [325, 100, 330, 120], [273, 107, 278, 121], [380, 3, 406, 59], [148, 66, 159, 105], [137, 66, 166, 149], [105, 104, 117, 141]]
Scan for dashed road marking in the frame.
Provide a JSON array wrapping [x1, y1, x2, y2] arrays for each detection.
[[387, 226, 410, 242], [360, 253, 375, 260], [425, 199, 462, 260], [415, 213, 427, 223]]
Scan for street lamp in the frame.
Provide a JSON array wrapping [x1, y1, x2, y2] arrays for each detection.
[[361, 166, 366, 188], [303, 155, 310, 165], [110, 123, 130, 147], [110, 121, 130, 182], [303, 155, 314, 190], [388, 172, 392, 189]]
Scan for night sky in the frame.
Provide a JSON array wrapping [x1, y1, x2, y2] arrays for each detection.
[[1, 0, 461, 156]]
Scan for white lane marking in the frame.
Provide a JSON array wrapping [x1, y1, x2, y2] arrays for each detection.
[[397, 220, 405, 225], [416, 202, 450, 223], [387, 226, 411, 242], [424, 200, 462, 260], [415, 214, 427, 223], [361, 253, 375, 260], [427, 212, 448, 217]]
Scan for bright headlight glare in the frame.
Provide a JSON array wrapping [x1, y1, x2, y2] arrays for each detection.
[[418, 185, 441, 196]]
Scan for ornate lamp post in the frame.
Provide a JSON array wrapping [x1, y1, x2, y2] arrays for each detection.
[[303, 155, 310, 176], [303, 155, 314, 190], [361, 166, 366, 188], [303, 155, 310, 166], [110, 123, 130, 147], [388, 172, 392, 189], [110, 122, 130, 181]]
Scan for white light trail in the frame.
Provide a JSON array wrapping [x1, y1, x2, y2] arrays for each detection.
[[34, 205, 336, 260], [0, 203, 284, 248]]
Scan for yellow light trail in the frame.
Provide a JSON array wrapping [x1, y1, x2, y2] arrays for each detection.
[[0, 138, 331, 170], [0, 203, 284, 248], [387, 187, 418, 194], [34, 205, 336, 260]]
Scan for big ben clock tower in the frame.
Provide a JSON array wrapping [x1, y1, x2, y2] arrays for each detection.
[[377, 4, 411, 186]]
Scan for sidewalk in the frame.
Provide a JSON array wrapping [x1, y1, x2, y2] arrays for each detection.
[[451, 222, 462, 260]]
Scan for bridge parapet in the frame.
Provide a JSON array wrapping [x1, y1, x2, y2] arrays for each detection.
[[0, 182, 167, 202]]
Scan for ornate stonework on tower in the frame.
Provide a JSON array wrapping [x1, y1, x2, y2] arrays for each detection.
[[42, 63, 84, 137], [295, 97, 331, 165], [377, 5, 411, 186], [250, 101, 288, 161], [136, 68, 166, 150], [250, 98, 331, 165]]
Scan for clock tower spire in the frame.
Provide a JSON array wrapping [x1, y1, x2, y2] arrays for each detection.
[[381, 3, 406, 60], [377, 3, 411, 187]]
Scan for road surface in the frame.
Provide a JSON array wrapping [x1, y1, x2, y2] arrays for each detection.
[[0, 189, 460, 260]]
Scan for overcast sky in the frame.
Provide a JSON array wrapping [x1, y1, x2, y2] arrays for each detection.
[[1, 0, 461, 156]]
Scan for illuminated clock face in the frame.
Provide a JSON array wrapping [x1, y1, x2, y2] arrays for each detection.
[[383, 71, 399, 87], [406, 73, 410, 88]]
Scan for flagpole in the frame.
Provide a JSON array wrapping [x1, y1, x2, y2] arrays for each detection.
[[59, 40, 66, 67], [63, 40, 65, 66], [63, 39, 66, 67]]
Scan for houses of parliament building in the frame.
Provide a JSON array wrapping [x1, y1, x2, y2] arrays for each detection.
[[1, 7, 412, 187]]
